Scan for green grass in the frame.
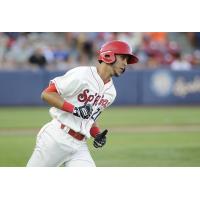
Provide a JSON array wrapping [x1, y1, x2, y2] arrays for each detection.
[[0, 134, 35, 166], [1, 106, 200, 129], [98, 107, 200, 126], [0, 106, 200, 167], [0, 107, 50, 129], [88, 132, 200, 166]]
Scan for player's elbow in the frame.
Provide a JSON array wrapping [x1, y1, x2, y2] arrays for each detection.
[[41, 91, 48, 102]]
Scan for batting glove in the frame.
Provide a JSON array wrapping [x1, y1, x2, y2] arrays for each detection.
[[93, 129, 108, 148], [73, 104, 93, 119]]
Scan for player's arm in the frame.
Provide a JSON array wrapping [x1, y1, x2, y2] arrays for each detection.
[[90, 122, 108, 148], [41, 83, 74, 112], [41, 83, 93, 119]]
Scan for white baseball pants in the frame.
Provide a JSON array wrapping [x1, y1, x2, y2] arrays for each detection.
[[26, 120, 95, 167]]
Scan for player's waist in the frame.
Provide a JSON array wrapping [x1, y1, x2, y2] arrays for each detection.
[[52, 119, 86, 141]]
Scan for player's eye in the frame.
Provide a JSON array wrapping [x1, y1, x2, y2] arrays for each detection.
[[119, 55, 129, 61]]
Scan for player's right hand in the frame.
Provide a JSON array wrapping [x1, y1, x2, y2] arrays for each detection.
[[93, 129, 108, 148], [73, 104, 93, 119]]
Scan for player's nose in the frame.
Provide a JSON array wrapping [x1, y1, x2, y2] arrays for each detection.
[[124, 60, 127, 66], [124, 59, 128, 65]]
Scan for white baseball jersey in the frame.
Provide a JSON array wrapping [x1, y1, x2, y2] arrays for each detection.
[[49, 66, 116, 138]]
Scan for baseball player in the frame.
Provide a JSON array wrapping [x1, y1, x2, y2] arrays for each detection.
[[27, 40, 138, 167]]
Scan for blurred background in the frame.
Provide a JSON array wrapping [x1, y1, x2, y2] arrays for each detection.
[[1, 32, 200, 70], [0, 32, 200, 166]]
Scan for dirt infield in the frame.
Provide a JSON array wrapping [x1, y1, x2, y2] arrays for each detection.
[[0, 124, 200, 135]]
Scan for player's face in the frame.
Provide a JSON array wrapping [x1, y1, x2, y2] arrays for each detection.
[[112, 55, 129, 77]]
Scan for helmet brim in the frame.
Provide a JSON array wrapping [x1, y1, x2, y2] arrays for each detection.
[[127, 54, 139, 64]]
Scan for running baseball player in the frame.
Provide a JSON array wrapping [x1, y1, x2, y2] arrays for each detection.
[[27, 40, 138, 167]]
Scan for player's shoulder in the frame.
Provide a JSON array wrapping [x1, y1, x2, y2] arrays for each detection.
[[100, 78, 116, 98], [109, 79, 117, 95]]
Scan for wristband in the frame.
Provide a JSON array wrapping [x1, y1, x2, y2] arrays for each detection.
[[90, 126, 100, 138], [62, 101, 74, 113]]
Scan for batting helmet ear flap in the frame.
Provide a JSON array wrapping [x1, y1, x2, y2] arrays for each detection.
[[98, 50, 116, 64]]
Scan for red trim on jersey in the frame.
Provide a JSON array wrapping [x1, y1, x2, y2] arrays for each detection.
[[62, 101, 74, 113], [44, 83, 58, 93], [90, 126, 100, 138]]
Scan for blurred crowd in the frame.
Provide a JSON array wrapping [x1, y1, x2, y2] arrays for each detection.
[[0, 32, 200, 71]]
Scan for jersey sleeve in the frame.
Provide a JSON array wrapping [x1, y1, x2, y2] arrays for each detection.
[[50, 68, 87, 96]]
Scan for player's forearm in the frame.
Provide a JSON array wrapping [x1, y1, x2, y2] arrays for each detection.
[[41, 91, 65, 109], [90, 122, 101, 138], [41, 83, 74, 113], [92, 122, 99, 128], [41, 91, 74, 113]]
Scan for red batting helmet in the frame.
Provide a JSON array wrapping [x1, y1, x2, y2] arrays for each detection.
[[98, 40, 139, 64]]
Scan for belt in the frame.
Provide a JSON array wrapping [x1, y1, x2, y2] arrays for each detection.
[[60, 124, 85, 141]]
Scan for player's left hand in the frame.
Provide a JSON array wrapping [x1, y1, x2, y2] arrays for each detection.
[[73, 104, 93, 119], [93, 129, 108, 148]]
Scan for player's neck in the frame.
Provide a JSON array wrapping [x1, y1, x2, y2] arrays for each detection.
[[97, 64, 111, 84]]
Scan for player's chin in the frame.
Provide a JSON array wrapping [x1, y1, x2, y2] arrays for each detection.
[[116, 69, 124, 77], [114, 71, 121, 77], [113, 68, 123, 77]]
